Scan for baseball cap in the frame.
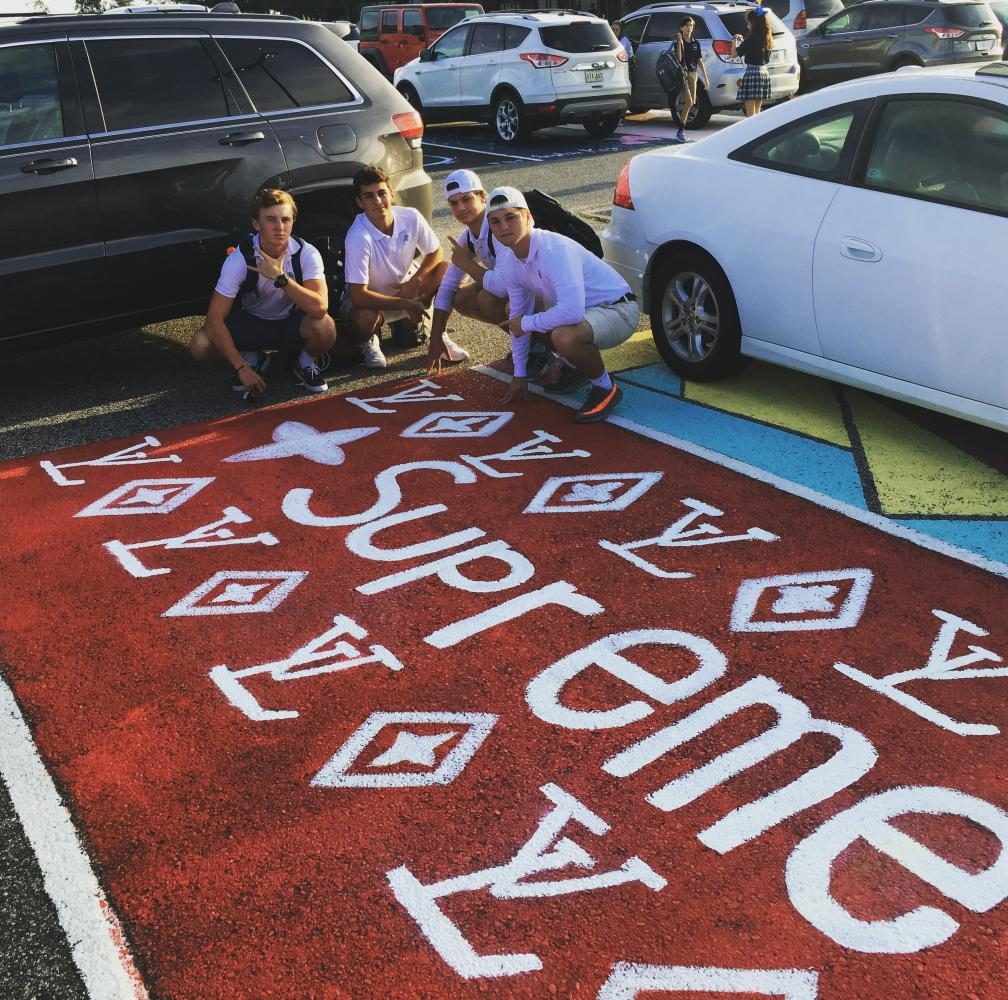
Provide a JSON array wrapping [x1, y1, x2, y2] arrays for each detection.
[[443, 169, 484, 200], [486, 186, 528, 212]]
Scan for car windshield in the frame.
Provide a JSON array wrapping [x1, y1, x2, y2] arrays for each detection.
[[538, 21, 617, 52], [426, 6, 482, 30], [719, 10, 789, 36], [943, 2, 999, 26]]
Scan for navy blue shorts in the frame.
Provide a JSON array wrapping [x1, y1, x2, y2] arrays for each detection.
[[226, 308, 306, 352]]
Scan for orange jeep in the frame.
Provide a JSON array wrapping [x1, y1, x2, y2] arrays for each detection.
[[358, 3, 484, 78]]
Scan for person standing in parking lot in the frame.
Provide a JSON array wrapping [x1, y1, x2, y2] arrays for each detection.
[[344, 166, 447, 370], [190, 188, 338, 397], [732, 7, 773, 117], [674, 16, 710, 144], [483, 187, 640, 424]]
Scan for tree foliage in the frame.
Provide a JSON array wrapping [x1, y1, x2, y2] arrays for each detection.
[[75, 0, 104, 12]]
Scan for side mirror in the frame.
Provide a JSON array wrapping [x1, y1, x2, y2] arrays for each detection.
[[419, 46, 432, 61]]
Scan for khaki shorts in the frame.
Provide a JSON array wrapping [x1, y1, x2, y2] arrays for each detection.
[[681, 69, 698, 103], [584, 297, 640, 351]]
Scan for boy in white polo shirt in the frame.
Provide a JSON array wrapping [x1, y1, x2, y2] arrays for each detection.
[[483, 186, 640, 423], [344, 166, 447, 369]]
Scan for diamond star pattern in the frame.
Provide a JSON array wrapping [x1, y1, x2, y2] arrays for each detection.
[[162, 570, 308, 618], [401, 411, 514, 439], [75, 478, 215, 517], [525, 472, 663, 514], [731, 569, 874, 633]]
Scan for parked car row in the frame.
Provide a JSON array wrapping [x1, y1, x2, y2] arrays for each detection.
[[602, 61, 1008, 432], [0, 8, 432, 347]]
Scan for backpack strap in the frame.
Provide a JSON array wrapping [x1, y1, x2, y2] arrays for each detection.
[[236, 234, 259, 304], [289, 235, 304, 287], [467, 227, 496, 262]]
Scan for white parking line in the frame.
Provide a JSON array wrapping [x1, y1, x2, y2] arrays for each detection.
[[0, 676, 149, 1000], [423, 140, 543, 163]]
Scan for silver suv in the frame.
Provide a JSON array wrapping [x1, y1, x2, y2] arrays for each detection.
[[621, 1, 800, 126], [798, 0, 1002, 88]]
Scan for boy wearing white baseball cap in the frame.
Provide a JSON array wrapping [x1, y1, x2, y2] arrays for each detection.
[[482, 186, 639, 423]]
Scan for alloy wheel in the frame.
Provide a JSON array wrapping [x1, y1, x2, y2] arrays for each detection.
[[661, 270, 720, 362]]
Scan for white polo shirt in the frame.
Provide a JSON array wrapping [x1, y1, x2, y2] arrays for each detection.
[[433, 214, 498, 313], [345, 206, 440, 296], [489, 228, 631, 378], [214, 235, 325, 321]]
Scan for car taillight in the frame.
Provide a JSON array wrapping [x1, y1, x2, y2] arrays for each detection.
[[712, 38, 737, 61], [392, 110, 424, 149], [613, 162, 634, 210], [519, 51, 569, 68], [924, 25, 966, 38], [616, 47, 629, 62], [794, 8, 807, 30]]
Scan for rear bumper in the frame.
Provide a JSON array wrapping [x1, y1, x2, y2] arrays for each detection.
[[529, 92, 631, 124]]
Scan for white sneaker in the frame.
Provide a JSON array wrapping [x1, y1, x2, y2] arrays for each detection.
[[360, 335, 387, 369], [440, 335, 470, 363]]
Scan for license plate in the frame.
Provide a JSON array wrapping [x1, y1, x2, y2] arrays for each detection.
[[585, 70, 603, 82]]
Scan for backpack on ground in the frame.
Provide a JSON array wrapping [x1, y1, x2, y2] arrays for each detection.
[[473, 189, 604, 260], [655, 42, 684, 94]]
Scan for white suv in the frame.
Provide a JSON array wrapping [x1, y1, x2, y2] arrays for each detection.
[[622, 1, 800, 126], [394, 12, 631, 142]]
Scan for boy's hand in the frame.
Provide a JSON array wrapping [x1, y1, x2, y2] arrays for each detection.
[[501, 377, 528, 405], [250, 250, 286, 283]]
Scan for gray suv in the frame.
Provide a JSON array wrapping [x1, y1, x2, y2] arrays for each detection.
[[0, 9, 432, 347], [798, 0, 1002, 88]]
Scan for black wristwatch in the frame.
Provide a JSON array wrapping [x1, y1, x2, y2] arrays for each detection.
[[274, 273, 289, 288]]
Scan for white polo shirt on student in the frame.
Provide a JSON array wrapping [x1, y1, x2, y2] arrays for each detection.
[[345, 206, 440, 296], [433, 214, 497, 313], [487, 228, 631, 374], [214, 235, 324, 321]]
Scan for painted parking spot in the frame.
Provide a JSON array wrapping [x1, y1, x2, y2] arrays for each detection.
[[2, 370, 1007, 998]]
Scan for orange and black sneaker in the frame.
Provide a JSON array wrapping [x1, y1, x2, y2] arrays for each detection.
[[573, 383, 623, 423]]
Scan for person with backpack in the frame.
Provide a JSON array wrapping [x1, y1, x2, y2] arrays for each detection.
[[189, 188, 337, 397], [343, 166, 447, 370], [672, 16, 710, 144], [732, 7, 773, 117], [482, 187, 640, 424]]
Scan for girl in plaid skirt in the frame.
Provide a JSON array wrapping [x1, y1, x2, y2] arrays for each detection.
[[732, 7, 773, 116]]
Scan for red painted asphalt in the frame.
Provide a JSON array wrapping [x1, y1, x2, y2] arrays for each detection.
[[2, 371, 1006, 998]]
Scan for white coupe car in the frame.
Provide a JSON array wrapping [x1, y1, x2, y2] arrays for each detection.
[[602, 62, 1008, 432]]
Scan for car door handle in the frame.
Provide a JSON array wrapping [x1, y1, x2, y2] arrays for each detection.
[[840, 237, 882, 262], [21, 157, 78, 174], [219, 131, 266, 146]]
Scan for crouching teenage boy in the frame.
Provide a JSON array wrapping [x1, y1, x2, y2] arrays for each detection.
[[190, 188, 337, 396], [483, 187, 639, 423], [344, 166, 447, 369]]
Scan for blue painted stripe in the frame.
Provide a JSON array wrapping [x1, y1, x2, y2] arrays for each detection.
[[894, 518, 1008, 566]]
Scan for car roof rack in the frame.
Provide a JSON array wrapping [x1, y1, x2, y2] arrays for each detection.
[[503, 7, 599, 14]]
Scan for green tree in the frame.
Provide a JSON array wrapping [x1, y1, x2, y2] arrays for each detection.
[[75, 0, 104, 12], [31, 0, 50, 12]]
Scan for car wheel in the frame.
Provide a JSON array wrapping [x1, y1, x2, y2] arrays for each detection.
[[397, 83, 423, 112], [583, 113, 622, 137], [493, 92, 526, 144], [649, 250, 748, 381], [690, 88, 713, 129], [628, 106, 651, 115]]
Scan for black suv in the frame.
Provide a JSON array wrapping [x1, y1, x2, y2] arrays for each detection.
[[0, 10, 433, 346]]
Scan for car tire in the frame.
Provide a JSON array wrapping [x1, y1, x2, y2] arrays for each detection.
[[628, 106, 651, 115], [675, 87, 713, 129], [583, 113, 622, 137], [649, 249, 748, 381], [493, 92, 527, 144], [398, 83, 423, 113]]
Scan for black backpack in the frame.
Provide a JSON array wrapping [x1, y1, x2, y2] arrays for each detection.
[[470, 189, 604, 260], [233, 234, 304, 312], [655, 42, 685, 94]]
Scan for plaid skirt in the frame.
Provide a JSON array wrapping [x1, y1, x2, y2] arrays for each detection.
[[738, 64, 772, 101]]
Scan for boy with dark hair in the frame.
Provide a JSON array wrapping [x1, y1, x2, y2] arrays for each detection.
[[344, 166, 446, 369], [190, 188, 337, 396]]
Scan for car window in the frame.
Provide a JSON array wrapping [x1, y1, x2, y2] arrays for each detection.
[[359, 8, 379, 40], [622, 15, 648, 45], [504, 24, 531, 49], [432, 22, 470, 58], [538, 22, 617, 52], [468, 22, 503, 54], [862, 98, 1008, 214], [0, 42, 63, 147], [761, 0, 792, 21], [899, 4, 929, 24], [643, 12, 685, 42], [733, 103, 867, 179], [806, 0, 845, 16], [864, 5, 909, 29], [86, 37, 232, 131], [944, 2, 999, 26], [426, 6, 482, 31], [217, 38, 353, 112], [720, 10, 789, 36], [820, 7, 870, 33], [403, 9, 423, 34], [381, 9, 398, 33]]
